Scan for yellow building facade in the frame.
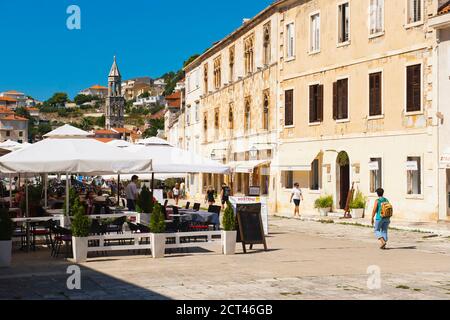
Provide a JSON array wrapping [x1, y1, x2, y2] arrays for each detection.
[[181, 0, 446, 222]]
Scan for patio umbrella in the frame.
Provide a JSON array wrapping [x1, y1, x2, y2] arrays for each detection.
[[0, 138, 153, 219], [43, 124, 94, 139]]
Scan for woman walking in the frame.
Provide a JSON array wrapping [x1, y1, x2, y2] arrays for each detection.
[[371, 188, 391, 250], [289, 183, 303, 218], [205, 186, 216, 206]]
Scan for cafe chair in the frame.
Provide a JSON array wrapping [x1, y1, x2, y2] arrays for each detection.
[[185, 202, 191, 210], [192, 203, 201, 211]]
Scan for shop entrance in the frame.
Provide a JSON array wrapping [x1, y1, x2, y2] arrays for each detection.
[[336, 151, 350, 210]]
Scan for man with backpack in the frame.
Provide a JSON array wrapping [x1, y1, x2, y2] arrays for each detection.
[[220, 183, 231, 210], [371, 188, 393, 250]]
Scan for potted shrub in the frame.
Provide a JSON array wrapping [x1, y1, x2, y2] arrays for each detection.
[[149, 203, 166, 259], [71, 200, 91, 263], [222, 202, 237, 255], [314, 195, 333, 217], [349, 191, 367, 219], [137, 186, 153, 224], [0, 207, 13, 267]]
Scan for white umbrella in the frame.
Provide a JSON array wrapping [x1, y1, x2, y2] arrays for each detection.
[[136, 137, 172, 146], [0, 140, 21, 149], [0, 138, 152, 175], [107, 139, 134, 148], [125, 144, 229, 174], [44, 124, 94, 139]]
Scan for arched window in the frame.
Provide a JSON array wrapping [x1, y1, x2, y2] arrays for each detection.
[[263, 91, 269, 130], [244, 98, 251, 133], [263, 22, 271, 65]]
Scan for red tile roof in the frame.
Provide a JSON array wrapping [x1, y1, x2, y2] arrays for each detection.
[[166, 91, 181, 100], [112, 127, 132, 134], [95, 129, 119, 135], [26, 107, 39, 111], [2, 115, 28, 121], [0, 96, 17, 102], [94, 138, 115, 143], [90, 85, 108, 90]]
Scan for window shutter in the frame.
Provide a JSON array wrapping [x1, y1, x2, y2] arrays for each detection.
[[413, 65, 421, 111], [375, 73, 382, 115], [407, 65, 421, 112], [285, 90, 293, 126], [318, 84, 324, 122], [341, 79, 348, 119], [333, 82, 338, 120], [309, 86, 315, 123]]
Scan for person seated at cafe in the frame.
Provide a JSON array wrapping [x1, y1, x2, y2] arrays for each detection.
[[84, 191, 96, 215], [13, 186, 25, 208]]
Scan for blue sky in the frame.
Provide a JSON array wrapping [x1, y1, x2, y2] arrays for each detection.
[[0, 0, 273, 101]]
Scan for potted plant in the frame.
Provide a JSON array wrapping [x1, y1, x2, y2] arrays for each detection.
[[222, 202, 237, 255], [71, 200, 91, 263], [137, 186, 153, 224], [149, 203, 166, 259], [314, 195, 333, 217], [349, 191, 367, 219], [0, 207, 13, 267]]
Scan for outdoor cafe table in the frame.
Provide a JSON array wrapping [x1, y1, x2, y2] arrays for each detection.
[[12, 216, 63, 252], [172, 210, 220, 228]]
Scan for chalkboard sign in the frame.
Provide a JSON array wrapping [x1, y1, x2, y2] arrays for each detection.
[[236, 203, 267, 253]]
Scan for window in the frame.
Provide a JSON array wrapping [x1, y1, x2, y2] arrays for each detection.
[[407, 157, 422, 195], [285, 89, 294, 126], [369, 0, 384, 35], [229, 46, 235, 82], [286, 23, 295, 58], [213, 57, 222, 89], [244, 35, 255, 74], [214, 108, 220, 129], [186, 109, 190, 126], [369, 72, 382, 117], [203, 63, 209, 94], [338, 2, 350, 43], [309, 84, 324, 123], [370, 158, 382, 193], [310, 13, 320, 52], [203, 113, 208, 131], [263, 91, 270, 130], [6, 131, 10, 137], [310, 159, 320, 190], [285, 171, 294, 189], [195, 103, 199, 122], [406, 64, 421, 112], [407, 0, 422, 24], [333, 78, 349, 120], [263, 22, 271, 65], [244, 98, 251, 133], [228, 103, 234, 130]]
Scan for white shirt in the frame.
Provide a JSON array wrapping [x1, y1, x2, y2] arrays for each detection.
[[173, 188, 180, 196], [292, 187, 302, 200], [125, 182, 138, 200]]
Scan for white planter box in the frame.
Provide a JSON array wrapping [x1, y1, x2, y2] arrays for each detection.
[[222, 230, 237, 255], [0, 240, 12, 267], [351, 208, 365, 219], [319, 208, 331, 217], [151, 233, 166, 259], [72, 237, 88, 263]]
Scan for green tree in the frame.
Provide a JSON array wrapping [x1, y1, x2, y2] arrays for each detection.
[[138, 91, 150, 99], [142, 118, 164, 138], [95, 115, 105, 128], [46, 92, 69, 107], [74, 94, 94, 106]]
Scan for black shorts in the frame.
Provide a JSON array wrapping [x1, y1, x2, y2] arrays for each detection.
[[221, 197, 229, 205], [293, 199, 301, 207]]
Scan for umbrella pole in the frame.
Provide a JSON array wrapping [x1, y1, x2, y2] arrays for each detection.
[[9, 173, 12, 208], [44, 173, 48, 209], [117, 174, 120, 206], [66, 173, 70, 220], [151, 172, 155, 200], [25, 178, 29, 218]]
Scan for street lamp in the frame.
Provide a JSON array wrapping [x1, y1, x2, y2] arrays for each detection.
[[249, 146, 258, 160]]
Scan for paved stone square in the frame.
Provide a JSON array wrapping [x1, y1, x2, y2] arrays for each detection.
[[0, 216, 449, 300]]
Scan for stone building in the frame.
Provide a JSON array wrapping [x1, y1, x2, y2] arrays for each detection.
[[105, 57, 125, 129], [180, 0, 447, 222]]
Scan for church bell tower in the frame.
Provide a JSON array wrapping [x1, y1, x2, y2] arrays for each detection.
[[105, 56, 125, 129]]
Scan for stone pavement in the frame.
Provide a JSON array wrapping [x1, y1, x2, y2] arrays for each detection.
[[0, 216, 449, 300]]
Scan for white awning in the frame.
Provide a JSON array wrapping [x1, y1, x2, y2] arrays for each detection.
[[231, 160, 271, 174], [273, 147, 321, 171]]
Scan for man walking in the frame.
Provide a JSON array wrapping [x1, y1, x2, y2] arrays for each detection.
[[220, 183, 231, 210], [371, 188, 391, 250], [125, 175, 139, 211]]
